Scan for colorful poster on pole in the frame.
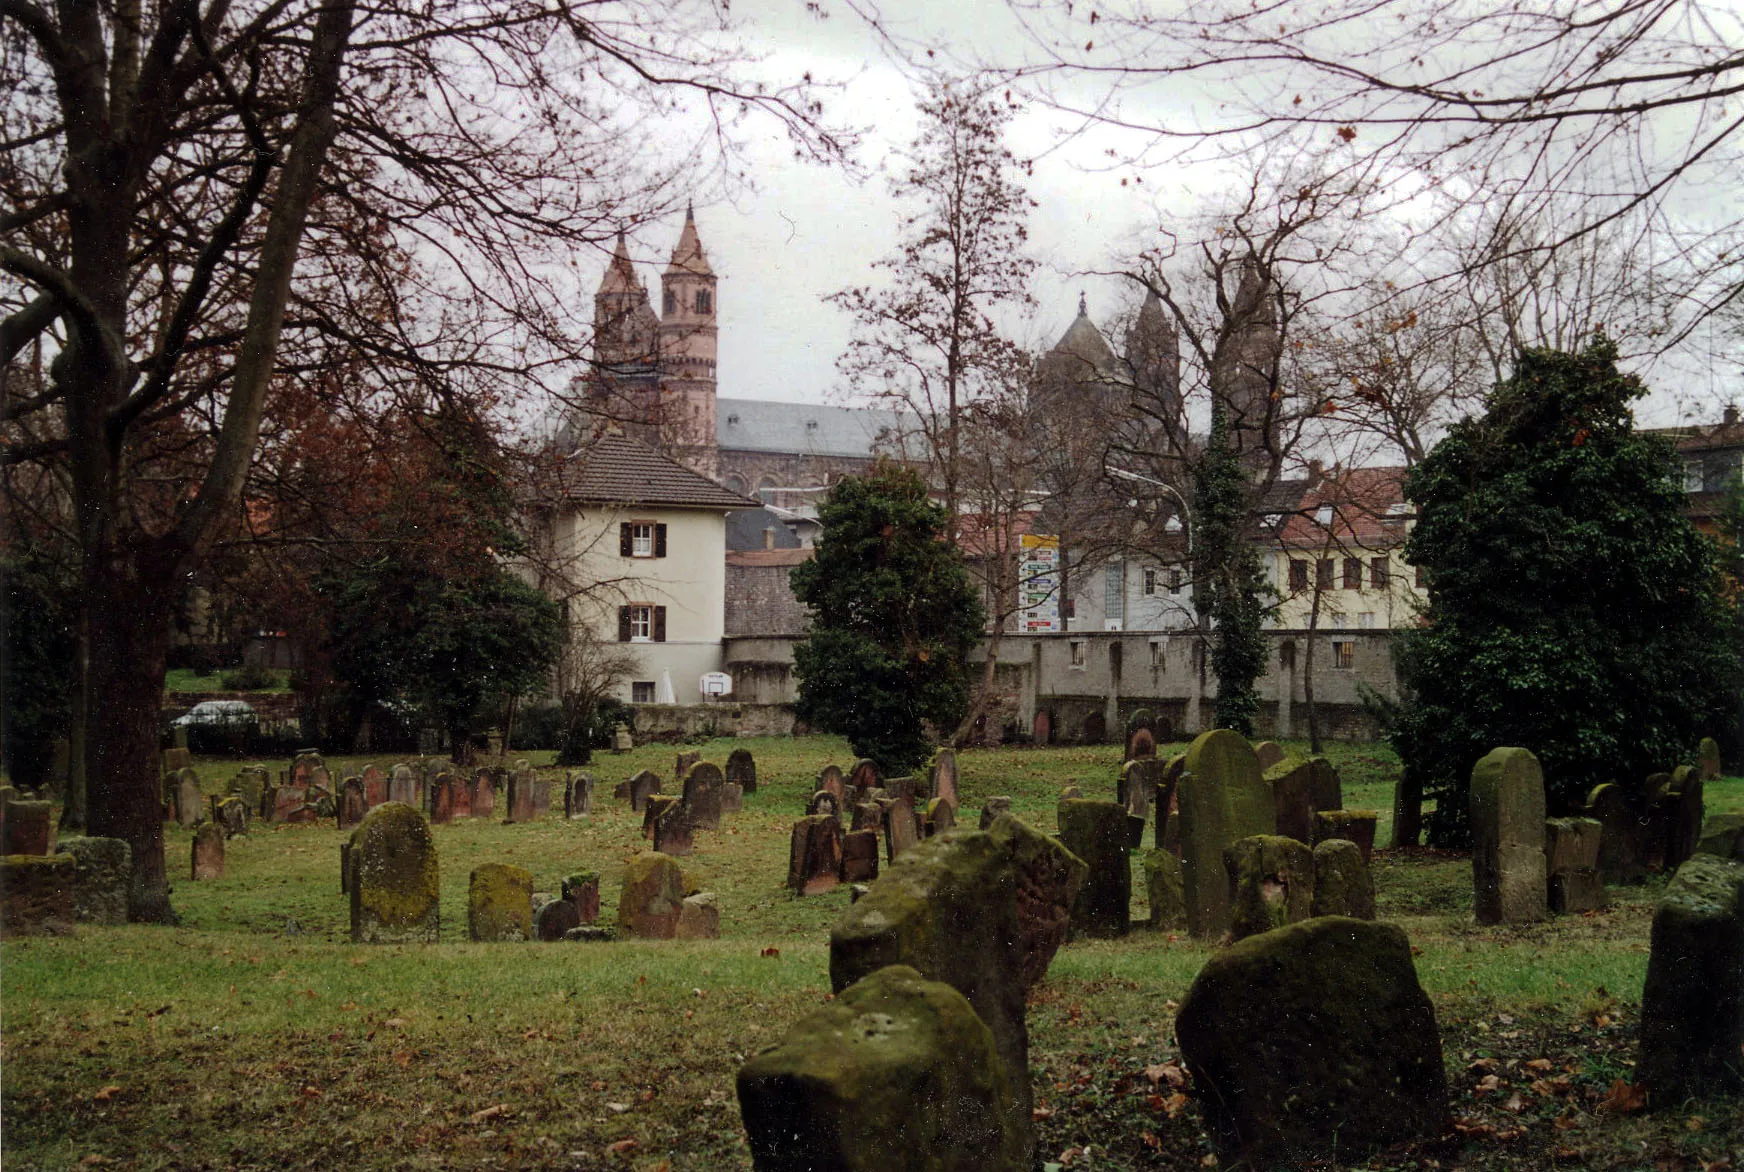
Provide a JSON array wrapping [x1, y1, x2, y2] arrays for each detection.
[[1018, 534, 1061, 632]]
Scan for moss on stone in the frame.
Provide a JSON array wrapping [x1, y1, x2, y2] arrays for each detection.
[[350, 802, 439, 944], [1224, 835, 1314, 941], [468, 863, 533, 942]]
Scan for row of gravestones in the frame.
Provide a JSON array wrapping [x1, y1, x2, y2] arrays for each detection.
[[787, 750, 963, 894], [339, 802, 720, 943], [613, 752, 757, 857], [0, 785, 133, 935], [738, 804, 1451, 1168]]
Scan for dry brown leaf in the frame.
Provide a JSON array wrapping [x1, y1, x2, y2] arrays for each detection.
[[93, 1086, 122, 1102], [1523, 1058, 1554, 1073], [760, 947, 780, 958], [393, 1050, 413, 1069], [1474, 1074, 1500, 1094], [606, 1138, 637, 1156], [1553, 1112, 1579, 1131], [383, 1018, 407, 1029], [299, 1085, 322, 1099], [468, 1104, 512, 1124], [1598, 1079, 1646, 1114], [1031, 1107, 1053, 1120], [1162, 1092, 1190, 1118], [1144, 1062, 1186, 1088], [1502, 1092, 1525, 1113]]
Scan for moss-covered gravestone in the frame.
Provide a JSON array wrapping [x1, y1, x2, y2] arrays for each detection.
[[1056, 799, 1131, 938], [468, 863, 533, 941], [562, 871, 600, 924], [1119, 758, 1161, 847], [978, 796, 1012, 831], [1699, 736, 1724, 782], [0, 853, 75, 937], [1310, 839, 1373, 919], [725, 747, 757, 795], [1587, 782, 1646, 883], [1311, 809, 1378, 861], [682, 761, 725, 831], [1178, 731, 1275, 939], [924, 797, 956, 837], [1176, 917, 1449, 1165], [191, 822, 225, 880], [1144, 849, 1185, 930], [1471, 747, 1548, 925], [737, 965, 1027, 1171], [848, 758, 880, 797], [534, 895, 580, 941], [830, 817, 1086, 1161], [350, 802, 439, 944], [1638, 854, 1744, 1105], [1225, 835, 1314, 941], [1545, 817, 1606, 913], [676, 892, 719, 939], [653, 800, 695, 857], [1265, 756, 1316, 845], [1251, 740, 1285, 771], [175, 771, 203, 830], [840, 829, 879, 883], [618, 851, 685, 939], [55, 836, 131, 925]]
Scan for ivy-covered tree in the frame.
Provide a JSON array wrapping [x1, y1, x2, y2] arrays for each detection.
[[791, 463, 986, 774], [1191, 403, 1271, 736], [1392, 338, 1741, 846]]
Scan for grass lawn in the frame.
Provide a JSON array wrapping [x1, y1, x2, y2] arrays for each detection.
[[4, 736, 1741, 1170], [163, 668, 295, 694]]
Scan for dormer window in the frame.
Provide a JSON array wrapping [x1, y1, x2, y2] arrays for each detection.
[[1315, 504, 1334, 525]]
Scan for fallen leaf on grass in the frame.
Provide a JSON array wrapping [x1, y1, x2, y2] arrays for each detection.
[[606, 1102, 630, 1113], [1523, 1058, 1554, 1073], [468, 1104, 512, 1125], [1473, 1074, 1501, 1095], [606, 1138, 637, 1156], [1598, 1079, 1645, 1114], [760, 947, 780, 958], [1143, 1062, 1186, 1088], [393, 1051, 413, 1069], [93, 1086, 122, 1101], [1686, 1115, 1706, 1131], [383, 1018, 407, 1029], [1502, 1092, 1525, 1113], [300, 1085, 322, 1099]]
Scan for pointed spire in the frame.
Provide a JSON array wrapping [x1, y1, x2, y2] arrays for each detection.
[[666, 205, 714, 278], [598, 231, 640, 295], [1078, 290, 1088, 316]]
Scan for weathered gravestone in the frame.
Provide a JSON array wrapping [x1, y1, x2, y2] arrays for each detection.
[[1126, 726, 1157, 763], [388, 764, 417, 806], [675, 750, 701, 781], [1265, 756, 1317, 845], [429, 773, 457, 824], [1699, 736, 1724, 782], [1545, 817, 1606, 913], [55, 836, 130, 924], [1312, 809, 1379, 863], [1176, 917, 1449, 1166], [535, 895, 580, 941], [880, 798, 919, 863], [1638, 854, 1744, 1105], [1311, 839, 1376, 919], [191, 822, 225, 880], [830, 817, 1086, 1163], [644, 794, 677, 839], [564, 773, 593, 819], [563, 872, 601, 924], [676, 891, 720, 939], [337, 778, 367, 830], [1032, 707, 1052, 745], [924, 797, 955, 837], [162, 746, 192, 774], [176, 771, 204, 830], [1309, 756, 1343, 814], [1056, 799, 1131, 938], [529, 774, 553, 818], [788, 815, 843, 895], [626, 770, 661, 814], [1471, 747, 1548, 925], [806, 790, 842, 823], [216, 795, 249, 839], [653, 800, 695, 857], [840, 829, 880, 884], [851, 802, 882, 834], [737, 965, 1027, 1172], [350, 802, 439, 944], [469, 769, 495, 819], [360, 764, 387, 809], [611, 723, 633, 752], [0, 854, 75, 937], [816, 764, 845, 804], [503, 770, 537, 824], [1252, 740, 1286, 771], [1177, 730, 1275, 939], [468, 863, 533, 942], [1224, 834, 1314, 942], [1124, 708, 1156, 759], [1665, 765, 1705, 872], [4, 799, 54, 855], [1586, 782, 1646, 883], [619, 851, 685, 939], [721, 782, 743, 815], [1144, 849, 1185, 930], [848, 758, 881, 796], [927, 748, 958, 809], [291, 751, 329, 789], [681, 761, 724, 830], [1697, 815, 1744, 861], [725, 747, 757, 795], [979, 796, 1013, 831]]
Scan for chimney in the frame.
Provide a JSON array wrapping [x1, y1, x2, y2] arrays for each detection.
[[1725, 404, 1740, 426], [763, 526, 776, 550]]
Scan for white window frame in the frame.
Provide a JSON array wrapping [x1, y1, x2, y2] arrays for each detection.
[[630, 522, 655, 558], [1142, 567, 1159, 597], [631, 681, 656, 703], [628, 604, 654, 642]]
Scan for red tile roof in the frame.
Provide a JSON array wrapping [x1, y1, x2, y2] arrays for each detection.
[[550, 433, 755, 510]]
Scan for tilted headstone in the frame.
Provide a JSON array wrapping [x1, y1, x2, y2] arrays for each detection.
[[1177, 730, 1275, 939], [1312, 809, 1378, 863], [653, 800, 695, 857], [1699, 736, 1724, 782], [738, 965, 1027, 1172], [1251, 740, 1285, 771], [216, 795, 249, 839], [626, 770, 661, 814], [831, 816, 1087, 1161], [3, 799, 54, 855], [817, 764, 845, 804], [724, 747, 757, 795], [1265, 757, 1317, 845], [676, 892, 720, 939], [564, 772, 593, 819], [788, 815, 844, 895], [55, 836, 130, 925], [927, 748, 959, 808], [681, 761, 724, 831], [1176, 918, 1448, 1165], [848, 758, 880, 798], [562, 871, 600, 924], [1471, 747, 1548, 925], [468, 863, 533, 942], [1144, 848, 1185, 930], [1545, 817, 1606, 913], [924, 797, 956, 837], [337, 778, 367, 830], [1119, 758, 1162, 848], [1311, 839, 1375, 919], [979, 796, 1013, 831], [191, 822, 225, 880], [1056, 799, 1131, 939], [618, 851, 685, 939], [272, 783, 312, 824], [350, 802, 439, 944], [1224, 834, 1314, 942], [839, 828, 880, 883], [0, 854, 76, 937], [1639, 854, 1744, 1105], [643, 794, 677, 840]]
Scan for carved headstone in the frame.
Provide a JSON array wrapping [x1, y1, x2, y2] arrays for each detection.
[[979, 796, 1013, 831], [1698, 736, 1724, 782], [618, 851, 684, 939], [360, 764, 387, 809], [468, 863, 533, 942], [1224, 834, 1315, 942], [848, 758, 880, 798], [881, 798, 919, 863], [1265, 757, 1317, 846], [3, 799, 54, 855], [1587, 783, 1645, 884], [788, 815, 843, 895], [389, 764, 417, 806], [503, 770, 536, 824], [626, 769, 661, 814], [216, 795, 249, 839], [55, 836, 131, 925], [1471, 747, 1549, 925], [350, 802, 440, 944], [564, 772, 593, 819], [470, 768, 495, 819], [429, 773, 457, 825], [1545, 817, 1606, 913], [1311, 839, 1376, 919], [817, 764, 845, 804], [1178, 731, 1275, 938], [927, 748, 959, 808], [653, 799, 695, 857], [675, 750, 701, 781], [337, 778, 367, 830], [681, 761, 724, 831], [925, 797, 956, 837], [191, 822, 225, 880], [1312, 809, 1379, 863], [721, 782, 743, 814], [676, 892, 720, 939], [1639, 855, 1744, 1105], [1057, 799, 1132, 938], [534, 896, 581, 941], [725, 747, 757, 794], [1252, 740, 1286, 771], [839, 828, 880, 883], [562, 872, 600, 924]]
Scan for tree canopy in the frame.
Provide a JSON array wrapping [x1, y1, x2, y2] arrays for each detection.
[[791, 463, 986, 774], [1390, 337, 1741, 845]]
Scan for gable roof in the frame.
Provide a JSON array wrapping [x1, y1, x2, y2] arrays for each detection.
[[717, 397, 909, 458], [1270, 466, 1413, 548], [554, 433, 755, 510]]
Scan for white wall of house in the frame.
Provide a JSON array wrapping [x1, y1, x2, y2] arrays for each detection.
[[1268, 545, 1425, 631]]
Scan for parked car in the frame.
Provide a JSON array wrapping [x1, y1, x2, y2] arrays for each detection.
[[172, 700, 258, 729]]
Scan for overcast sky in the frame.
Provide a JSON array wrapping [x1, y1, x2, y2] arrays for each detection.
[[573, 0, 1740, 432]]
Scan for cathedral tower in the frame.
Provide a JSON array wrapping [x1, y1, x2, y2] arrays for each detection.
[[657, 205, 719, 479]]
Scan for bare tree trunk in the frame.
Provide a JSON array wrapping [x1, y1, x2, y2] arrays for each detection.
[[1304, 580, 1323, 755], [1392, 767, 1424, 849], [59, 602, 90, 833], [954, 626, 1007, 747]]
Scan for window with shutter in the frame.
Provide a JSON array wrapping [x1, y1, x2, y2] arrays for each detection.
[[652, 606, 667, 642], [1289, 560, 1309, 591], [617, 607, 632, 642], [619, 523, 633, 557], [1343, 558, 1363, 589], [654, 523, 668, 558]]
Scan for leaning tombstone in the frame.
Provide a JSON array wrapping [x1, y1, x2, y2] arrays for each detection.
[[1311, 839, 1376, 919], [1252, 740, 1286, 771], [1639, 855, 1744, 1104], [1470, 747, 1549, 925], [653, 800, 695, 857], [191, 822, 225, 880], [1056, 799, 1131, 938], [55, 837, 130, 925], [1699, 736, 1724, 782], [725, 747, 757, 795], [1177, 730, 1275, 939], [676, 892, 720, 939], [979, 796, 1013, 831], [675, 750, 701, 781], [216, 795, 249, 839], [1224, 834, 1314, 941], [1176, 918, 1448, 1165], [738, 965, 1027, 1172], [831, 816, 1087, 1163], [564, 773, 593, 819], [618, 851, 685, 939], [0, 854, 76, 938], [788, 815, 843, 895], [839, 828, 880, 883], [1144, 849, 1185, 930], [626, 769, 661, 814], [468, 863, 533, 942], [880, 798, 919, 863], [350, 802, 440, 944], [1545, 817, 1606, 913], [927, 748, 959, 807], [1119, 758, 1162, 848], [681, 761, 724, 831], [643, 794, 678, 840], [924, 797, 956, 837]]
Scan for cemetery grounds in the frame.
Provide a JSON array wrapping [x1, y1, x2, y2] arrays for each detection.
[[3, 736, 1742, 1171]]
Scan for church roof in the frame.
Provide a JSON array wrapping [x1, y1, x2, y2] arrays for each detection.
[[598, 232, 642, 296], [555, 432, 754, 510], [1049, 296, 1118, 370], [665, 206, 714, 278], [717, 398, 909, 458]]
